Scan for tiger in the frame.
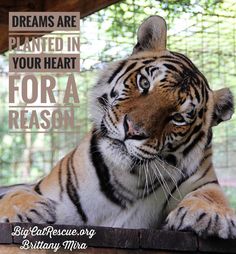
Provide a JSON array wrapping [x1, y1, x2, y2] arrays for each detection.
[[0, 15, 235, 239]]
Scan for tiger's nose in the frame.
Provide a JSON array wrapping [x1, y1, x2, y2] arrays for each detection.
[[123, 115, 148, 140]]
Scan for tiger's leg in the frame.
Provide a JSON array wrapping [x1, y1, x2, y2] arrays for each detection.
[[165, 183, 236, 238], [0, 188, 56, 223], [0, 147, 83, 224]]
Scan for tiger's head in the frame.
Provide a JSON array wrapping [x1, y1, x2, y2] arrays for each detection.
[[90, 16, 234, 174]]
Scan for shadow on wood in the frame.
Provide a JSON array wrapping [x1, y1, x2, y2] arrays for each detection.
[[0, 223, 236, 253]]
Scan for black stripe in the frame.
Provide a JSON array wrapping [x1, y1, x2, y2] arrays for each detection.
[[204, 217, 212, 233], [163, 172, 189, 211], [29, 209, 44, 220], [110, 87, 118, 98], [159, 77, 167, 83], [26, 216, 32, 223], [0, 194, 5, 199], [177, 210, 187, 230], [206, 130, 212, 148], [192, 180, 218, 192], [198, 163, 212, 180], [227, 218, 232, 237], [108, 60, 126, 83], [171, 52, 210, 89], [58, 159, 64, 199], [163, 165, 199, 212], [215, 214, 219, 223], [31, 204, 56, 224], [183, 131, 205, 156], [136, 146, 156, 156], [115, 62, 137, 85], [196, 212, 207, 222], [150, 66, 159, 76], [204, 85, 209, 103], [198, 108, 204, 118], [137, 173, 162, 198], [171, 123, 202, 152], [37, 201, 56, 223], [90, 132, 128, 208], [176, 206, 184, 216], [145, 66, 150, 75], [34, 180, 42, 195], [231, 219, 235, 227], [113, 178, 135, 203], [142, 59, 156, 64], [123, 65, 150, 87], [171, 52, 199, 74], [131, 57, 157, 61], [107, 112, 118, 130], [143, 180, 161, 198], [66, 156, 87, 223], [116, 97, 129, 102], [17, 214, 23, 222], [199, 151, 212, 166], [164, 154, 177, 167], [191, 85, 200, 103], [160, 58, 186, 71], [98, 93, 108, 106], [202, 194, 214, 203], [111, 108, 119, 122], [10, 193, 20, 198], [163, 63, 179, 73], [70, 148, 79, 188], [125, 62, 137, 73]]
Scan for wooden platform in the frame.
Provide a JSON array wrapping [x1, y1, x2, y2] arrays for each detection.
[[0, 223, 236, 253]]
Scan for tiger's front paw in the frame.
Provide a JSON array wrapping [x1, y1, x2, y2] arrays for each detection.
[[0, 189, 56, 224], [165, 197, 236, 239]]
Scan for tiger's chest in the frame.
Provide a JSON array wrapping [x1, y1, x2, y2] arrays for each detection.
[[78, 169, 169, 228], [62, 141, 175, 228], [97, 193, 167, 228]]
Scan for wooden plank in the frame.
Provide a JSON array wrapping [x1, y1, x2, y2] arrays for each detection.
[[71, 247, 140, 254], [1, 223, 235, 253], [86, 226, 139, 249], [0, 26, 8, 54], [71, 248, 190, 254], [0, 245, 187, 254], [12, 223, 139, 249], [140, 229, 198, 252], [73, 0, 121, 18], [44, 0, 121, 18], [198, 237, 236, 253], [0, 0, 121, 53], [0, 223, 12, 244], [0, 1, 43, 25], [0, 245, 46, 254]]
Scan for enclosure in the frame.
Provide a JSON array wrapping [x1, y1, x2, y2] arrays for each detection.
[[0, 0, 236, 253]]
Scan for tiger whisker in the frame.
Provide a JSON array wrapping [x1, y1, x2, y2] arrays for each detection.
[[142, 163, 149, 199], [145, 161, 159, 202], [156, 156, 185, 177], [152, 161, 180, 202], [154, 160, 182, 201], [150, 160, 169, 202]]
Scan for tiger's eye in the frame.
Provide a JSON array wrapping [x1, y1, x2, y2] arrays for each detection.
[[139, 76, 150, 90], [172, 113, 185, 123]]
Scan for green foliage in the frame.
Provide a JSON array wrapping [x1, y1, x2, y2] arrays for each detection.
[[224, 187, 236, 212]]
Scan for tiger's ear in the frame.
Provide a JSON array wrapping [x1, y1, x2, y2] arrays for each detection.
[[212, 88, 234, 126], [132, 15, 167, 54]]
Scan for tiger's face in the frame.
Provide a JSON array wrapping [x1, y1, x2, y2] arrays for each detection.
[[90, 16, 234, 171]]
